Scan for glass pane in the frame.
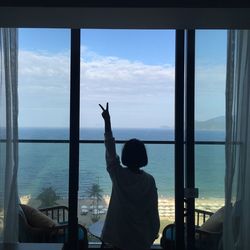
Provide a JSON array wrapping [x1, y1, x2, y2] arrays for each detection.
[[19, 143, 69, 206], [195, 145, 225, 211], [80, 29, 175, 140], [79, 29, 175, 245], [18, 29, 70, 212], [79, 143, 174, 244], [195, 30, 227, 216], [18, 28, 70, 139], [195, 30, 226, 141]]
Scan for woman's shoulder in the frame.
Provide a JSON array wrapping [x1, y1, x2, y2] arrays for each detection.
[[141, 170, 156, 182]]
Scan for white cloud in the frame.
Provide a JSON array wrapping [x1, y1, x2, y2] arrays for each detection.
[[81, 56, 174, 102], [195, 64, 226, 93], [18, 47, 175, 127], [19, 48, 174, 97], [18, 47, 226, 128], [19, 50, 70, 89]]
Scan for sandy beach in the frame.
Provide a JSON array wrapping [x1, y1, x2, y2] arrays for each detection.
[[20, 194, 224, 244], [21, 194, 224, 225], [158, 196, 224, 220]]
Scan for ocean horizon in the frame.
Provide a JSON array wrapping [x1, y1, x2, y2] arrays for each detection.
[[18, 127, 225, 201], [19, 127, 225, 141]]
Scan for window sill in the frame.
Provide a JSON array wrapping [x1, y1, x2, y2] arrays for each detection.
[[0, 243, 162, 250], [0, 243, 63, 250]]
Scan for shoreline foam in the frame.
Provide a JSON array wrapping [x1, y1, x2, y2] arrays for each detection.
[[20, 194, 224, 245], [21, 194, 224, 223]]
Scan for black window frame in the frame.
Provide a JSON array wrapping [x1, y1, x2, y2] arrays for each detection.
[[16, 26, 230, 250]]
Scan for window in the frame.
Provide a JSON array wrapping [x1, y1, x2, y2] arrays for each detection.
[[17, 28, 227, 247]]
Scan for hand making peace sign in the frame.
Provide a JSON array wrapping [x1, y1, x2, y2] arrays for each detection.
[[99, 102, 110, 121]]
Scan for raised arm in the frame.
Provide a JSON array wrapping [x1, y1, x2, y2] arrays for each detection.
[[99, 103, 120, 174]]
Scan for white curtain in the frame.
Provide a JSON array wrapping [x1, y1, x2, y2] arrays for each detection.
[[224, 30, 250, 250], [0, 28, 19, 242]]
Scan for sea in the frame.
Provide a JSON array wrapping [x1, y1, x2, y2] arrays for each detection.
[[18, 128, 225, 200]]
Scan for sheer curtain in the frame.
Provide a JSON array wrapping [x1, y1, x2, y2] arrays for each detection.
[[0, 28, 18, 242], [224, 30, 250, 250]]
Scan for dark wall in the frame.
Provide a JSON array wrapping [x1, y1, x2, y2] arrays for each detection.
[[0, 1, 250, 28]]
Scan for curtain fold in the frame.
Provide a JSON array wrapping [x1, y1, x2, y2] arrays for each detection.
[[0, 28, 18, 242], [224, 30, 250, 250]]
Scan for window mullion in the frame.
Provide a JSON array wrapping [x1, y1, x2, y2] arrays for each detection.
[[175, 29, 185, 250], [67, 28, 81, 250]]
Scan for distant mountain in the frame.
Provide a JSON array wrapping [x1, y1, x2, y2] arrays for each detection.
[[195, 116, 225, 131]]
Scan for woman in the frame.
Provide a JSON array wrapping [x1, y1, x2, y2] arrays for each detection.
[[99, 103, 160, 250]]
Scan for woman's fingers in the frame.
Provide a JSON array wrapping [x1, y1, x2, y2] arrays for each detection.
[[99, 104, 105, 111], [99, 102, 109, 111]]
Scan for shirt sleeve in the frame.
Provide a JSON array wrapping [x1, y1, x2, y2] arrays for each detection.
[[104, 131, 121, 174]]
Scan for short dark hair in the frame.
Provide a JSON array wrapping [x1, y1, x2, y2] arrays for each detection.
[[121, 138, 148, 169]]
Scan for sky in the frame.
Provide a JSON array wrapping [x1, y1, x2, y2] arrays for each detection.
[[18, 29, 227, 128]]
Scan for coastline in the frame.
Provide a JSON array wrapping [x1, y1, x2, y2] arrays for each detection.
[[21, 194, 224, 223], [20, 194, 224, 244]]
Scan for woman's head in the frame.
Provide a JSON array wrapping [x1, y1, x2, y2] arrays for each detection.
[[121, 138, 148, 169]]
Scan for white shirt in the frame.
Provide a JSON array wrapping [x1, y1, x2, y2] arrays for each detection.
[[101, 131, 160, 250]]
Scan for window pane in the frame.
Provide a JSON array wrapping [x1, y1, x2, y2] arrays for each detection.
[[195, 30, 226, 141], [18, 29, 70, 212], [19, 143, 69, 204], [195, 145, 225, 210], [79, 29, 175, 245], [18, 28, 70, 138], [195, 30, 227, 213], [80, 29, 175, 140]]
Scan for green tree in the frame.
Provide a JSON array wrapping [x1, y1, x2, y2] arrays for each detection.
[[86, 183, 103, 202], [36, 186, 60, 208], [87, 183, 103, 222]]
